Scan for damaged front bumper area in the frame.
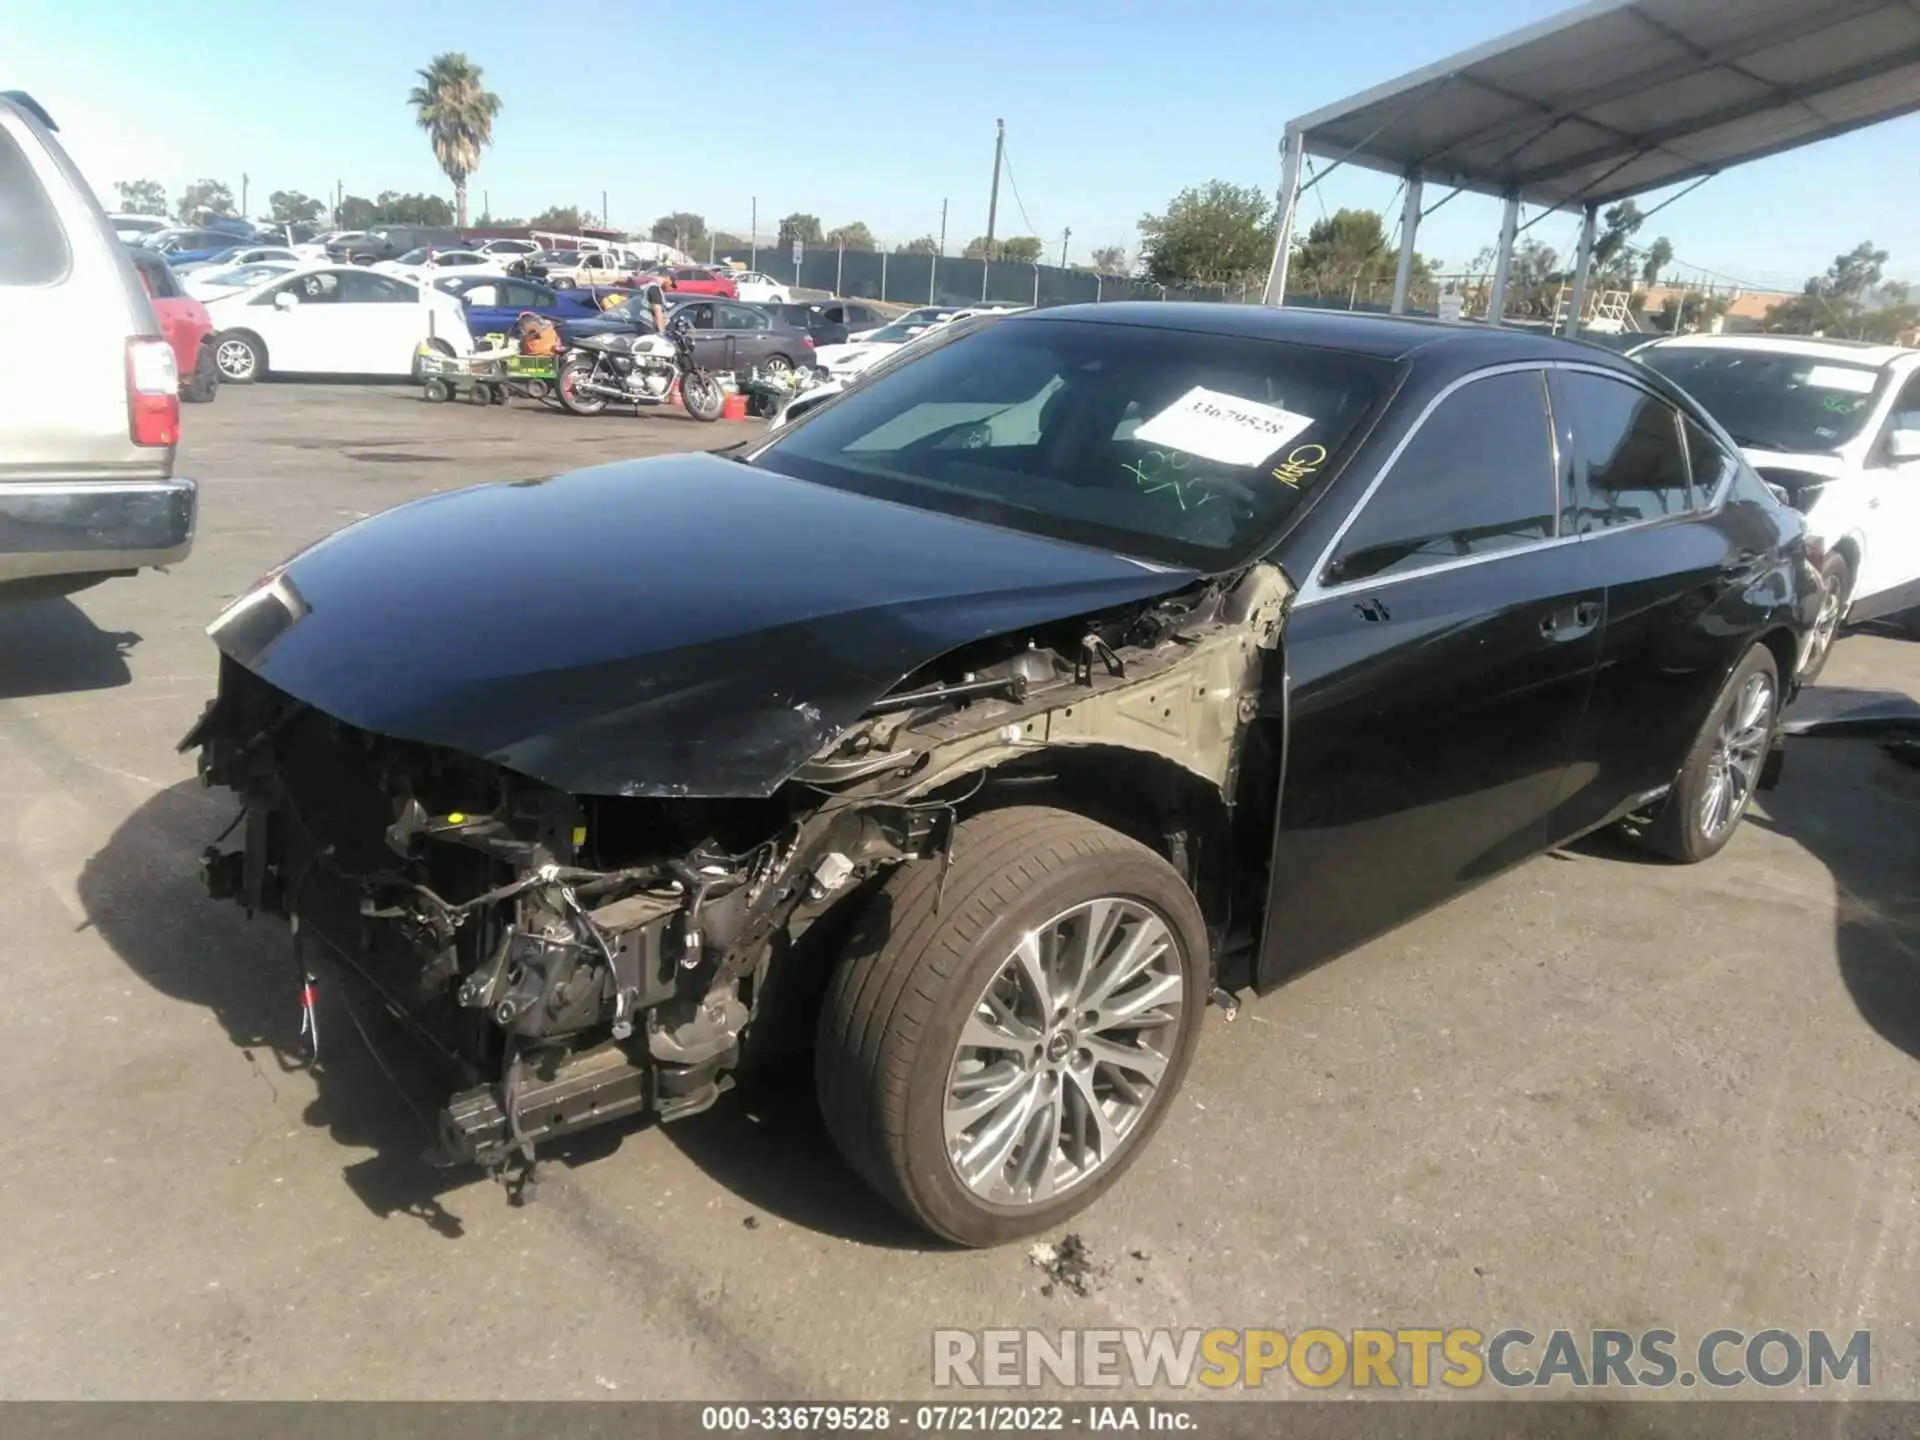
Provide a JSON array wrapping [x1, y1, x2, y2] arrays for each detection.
[[183, 658, 955, 1177], [182, 562, 1287, 1184]]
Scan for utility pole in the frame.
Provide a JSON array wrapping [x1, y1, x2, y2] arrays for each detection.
[[240, 173, 249, 217], [482, 189, 489, 221], [985, 119, 1005, 251], [750, 196, 758, 268], [938, 198, 948, 255], [1059, 227, 1071, 267], [601, 190, 609, 228]]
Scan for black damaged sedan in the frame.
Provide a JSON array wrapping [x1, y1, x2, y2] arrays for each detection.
[[186, 305, 1821, 1245]]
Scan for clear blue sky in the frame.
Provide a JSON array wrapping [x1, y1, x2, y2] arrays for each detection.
[[15, 0, 1917, 290]]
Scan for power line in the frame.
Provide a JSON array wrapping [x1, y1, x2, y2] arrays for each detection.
[[998, 142, 1040, 239]]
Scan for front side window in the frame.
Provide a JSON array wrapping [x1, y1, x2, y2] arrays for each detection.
[[1325, 370, 1556, 585], [1554, 371, 1693, 531], [716, 302, 767, 331], [756, 318, 1396, 567], [266, 271, 342, 304], [1637, 346, 1888, 455], [1683, 416, 1738, 502], [502, 281, 550, 308], [461, 282, 502, 307]]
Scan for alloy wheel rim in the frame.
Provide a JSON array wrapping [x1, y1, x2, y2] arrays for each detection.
[[1699, 672, 1775, 841], [1806, 580, 1843, 671], [943, 898, 1184, 1207], [215, 340, 253, 378]]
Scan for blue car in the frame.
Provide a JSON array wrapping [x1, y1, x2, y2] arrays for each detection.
[[145, 227, 252, 266], [433, 274, 614, 344]]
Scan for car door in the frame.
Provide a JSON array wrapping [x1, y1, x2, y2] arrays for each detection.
[[457, 280, 513, 340], [1259, 367, 1603, 987], [1851, 367, 1920, 622], [673, 301, 725, 367], [246, 270, 347, 371], [715, 300, 775, 370], [329, 268, 426, 374], [1542, 367, 1781, 838]]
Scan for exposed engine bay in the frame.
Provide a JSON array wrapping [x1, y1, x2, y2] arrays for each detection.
[[183, 563, 1287, 1191]]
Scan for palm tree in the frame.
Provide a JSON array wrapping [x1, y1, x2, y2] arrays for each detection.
[[407, 53, 501, 229]]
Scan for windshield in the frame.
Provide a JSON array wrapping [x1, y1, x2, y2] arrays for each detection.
[[755, 318, 1397, 569], [1638, 346, 1889, 453], [865, 319, 938, 344], [394, 248, 431, 264]]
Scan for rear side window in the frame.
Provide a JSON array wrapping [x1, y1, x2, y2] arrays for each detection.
[[0, 124, 71, 285], [1683, 416, 1737, 502], [1326, 370, 1557, 585], [1553, 371, 1693, 531], [131, 251, 183, 299]]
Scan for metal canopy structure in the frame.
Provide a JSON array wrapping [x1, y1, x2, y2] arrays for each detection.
[[1261, 0, 1920, 330]]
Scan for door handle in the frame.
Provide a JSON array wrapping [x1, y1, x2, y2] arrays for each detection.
[[1539, 600, 1601, 641]]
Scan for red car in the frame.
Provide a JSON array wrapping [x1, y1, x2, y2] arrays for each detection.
[[649, 265, 738, 299], [129, 248, 217, 402]]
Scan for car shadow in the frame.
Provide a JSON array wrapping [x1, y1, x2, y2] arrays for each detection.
[[0, 596, 138, 699], [1746, 734, 1920, 1063], [80, 779, 932, 1246]]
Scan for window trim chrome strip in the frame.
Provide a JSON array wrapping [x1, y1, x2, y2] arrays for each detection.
[[1295, 358, 1739, 608]]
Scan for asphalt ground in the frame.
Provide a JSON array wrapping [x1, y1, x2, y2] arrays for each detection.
[[0, 381, 1915, 1401]]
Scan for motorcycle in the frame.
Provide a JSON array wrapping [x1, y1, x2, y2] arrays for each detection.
[[555, 317, 726, 422]]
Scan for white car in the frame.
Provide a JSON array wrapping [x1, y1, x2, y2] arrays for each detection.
[[373, 248, 505, 282], [847, 305, 967, 343], [731, 271, 791, 304], [544, 249, 638, 287], [171, 244, 302, 277], [202, 264, 473, 383], [473, 237, 543, 258], [1635, 334, 1920, 679], [109, 212, 169, 244], [183, 260, 300, 301], [772, 311, 1013, 431], [816, 307, 1017, 379]]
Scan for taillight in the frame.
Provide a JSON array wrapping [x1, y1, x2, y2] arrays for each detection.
[[801, 334, 815, 348], [127, 337, 180, 447]]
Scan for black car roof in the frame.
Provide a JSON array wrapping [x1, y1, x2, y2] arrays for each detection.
[[1021, 302, 1642, 374]]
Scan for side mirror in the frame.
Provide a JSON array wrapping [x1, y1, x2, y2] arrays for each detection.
[[273, 291, 299, 311], [1888, 429, 1920, 462]]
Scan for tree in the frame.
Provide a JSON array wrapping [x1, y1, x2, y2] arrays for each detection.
[[337, 194, 377, 229], [961, 235, 1043, 262], [1090, 244, 1127, 275], [900, 235, 940, 255], [113, 179, 168, 216], [710, 232, 751, 258], [1658, 290, 1731, 332], [1639, 237, 1673, 286], [369, 190, 453, 224], [408, 52, 502, 228], [825, 221, 877, 252], [1820, 241, 1889, 302], [528, 204, 590, 233], [1590, 199, 1643, 286], [1137, 181, 1275, 287], [176, 178, 235, 222], [778, 213, 823, 249], [650, 212, 708, 253], [268, 190, 325, 225]]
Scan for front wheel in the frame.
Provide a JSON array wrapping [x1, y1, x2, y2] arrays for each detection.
[[212, 332, 263, 384], [182, 343, 219, 403], [1798, 552, 1852, 684], [816, 806, 1209, 1247], [1643, 645, 1781, 863], [681, 370, 725, 422], [556, 359, 608, 415]]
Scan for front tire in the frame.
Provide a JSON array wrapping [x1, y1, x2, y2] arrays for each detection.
[[1798, 552, 1851, 684], [1643, 645, 1781, 863], [212, 332, 263, 384], [816, 806, 1209, 1247], [182, 343, 219, 403], [681, 370, 725, 422]]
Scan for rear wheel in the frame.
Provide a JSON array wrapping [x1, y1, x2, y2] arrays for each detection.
[[212, 332, 263, 384], [816, 806, 1209, 1247], [760, 354, 794, 377], [557, 359, 608, 415], [182, 343, 219, 403], [466, 382, 492, 406], [1643, 645, 1781, 863], [681, 370, 725, 422]]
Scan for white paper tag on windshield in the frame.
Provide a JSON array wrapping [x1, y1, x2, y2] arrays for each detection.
[[1132, 386, 1316, 467], [1804, 364, 1876, 395]]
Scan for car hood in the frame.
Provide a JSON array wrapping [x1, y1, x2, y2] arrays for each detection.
[[209, 452, 1200, 798], [817, 341, 892, 371]]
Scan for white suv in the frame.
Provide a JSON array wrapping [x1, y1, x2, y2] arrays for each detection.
[[1635, 334, 1920, 679]]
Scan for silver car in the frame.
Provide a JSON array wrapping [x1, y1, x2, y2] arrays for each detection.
[[0, 90, 196, 598]]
